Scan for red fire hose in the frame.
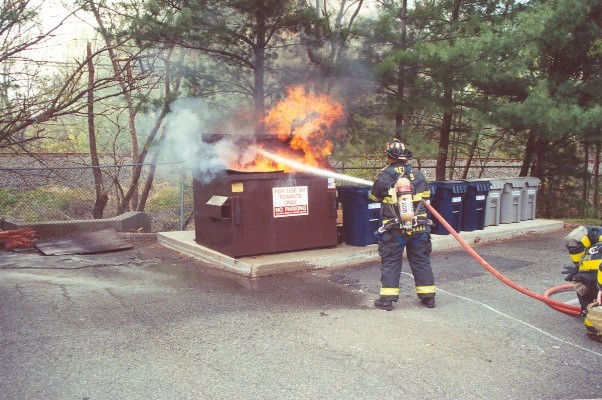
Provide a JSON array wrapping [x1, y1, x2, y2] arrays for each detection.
[[422, 200, 582, 316]]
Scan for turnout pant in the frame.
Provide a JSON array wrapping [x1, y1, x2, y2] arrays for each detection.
[[378, 232, 435, 301], [574, 280, 598, 311]]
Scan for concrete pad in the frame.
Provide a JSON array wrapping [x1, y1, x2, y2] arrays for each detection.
[[157, 219, 564, 278]]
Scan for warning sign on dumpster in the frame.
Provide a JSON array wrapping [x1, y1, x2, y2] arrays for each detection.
[[273, 186, 309, 218]]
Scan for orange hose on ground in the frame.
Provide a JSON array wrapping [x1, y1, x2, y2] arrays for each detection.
[[422, 200, 582, 316], [543, 284, 581, 315]]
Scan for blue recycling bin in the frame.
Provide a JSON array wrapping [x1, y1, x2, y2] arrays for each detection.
[[337, 186, 382, 246], [461, 180, 491, 231], [430, 180, 468, 235]]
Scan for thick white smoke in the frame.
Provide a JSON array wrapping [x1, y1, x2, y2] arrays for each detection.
[[163, 98, 257, 184]]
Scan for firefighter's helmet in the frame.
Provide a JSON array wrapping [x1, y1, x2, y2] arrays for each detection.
[[385, 139, 412, 161]]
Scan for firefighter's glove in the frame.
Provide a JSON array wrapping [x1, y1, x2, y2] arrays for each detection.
[[561, 265, 578, 282]]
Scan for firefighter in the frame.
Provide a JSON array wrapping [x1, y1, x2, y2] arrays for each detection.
[[584, 283, 602, 342], [562, 225, 602, 315], [369, 139, 436, 311], [563, 225, 602, 342]]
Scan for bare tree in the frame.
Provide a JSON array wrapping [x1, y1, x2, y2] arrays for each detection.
[[85, 0, 186, 214], [0, 0, 123, 149], [301, 0, 365, 95], [86, 41, 109, 218]]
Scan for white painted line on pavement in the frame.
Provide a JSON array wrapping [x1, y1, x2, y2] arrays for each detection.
[[401, 272, 602, 358]]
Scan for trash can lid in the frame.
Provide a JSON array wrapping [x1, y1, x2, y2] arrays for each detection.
[[464, 179, 491, 189], [523, 177, 541, 187], [430, 180, 467, 194], [485, 178, 506, 190], [337, 185, 371, 193], [506, 179, 525, 188], [493, 177, 523, 188]]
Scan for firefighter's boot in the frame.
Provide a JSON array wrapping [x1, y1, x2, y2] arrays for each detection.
[[585, 303, 602, 343], [374, 298, 393, 311], [421, 297, 436, 308]]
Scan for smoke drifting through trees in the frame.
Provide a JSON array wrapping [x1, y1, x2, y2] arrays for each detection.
[[163, 98, 258, 184]]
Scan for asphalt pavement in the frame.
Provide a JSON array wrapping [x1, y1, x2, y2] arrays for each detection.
[[1, 226, 601, 400]]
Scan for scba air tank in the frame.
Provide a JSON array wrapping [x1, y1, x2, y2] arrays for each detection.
[[395, 176, 414, 224]]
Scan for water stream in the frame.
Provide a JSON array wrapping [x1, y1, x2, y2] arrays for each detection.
[[257, 149, 374, 187]]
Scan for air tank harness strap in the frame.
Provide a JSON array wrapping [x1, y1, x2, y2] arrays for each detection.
[[395, 233, 427, 246], [376, 216, 432, 235], [374, 222, 428, 242]]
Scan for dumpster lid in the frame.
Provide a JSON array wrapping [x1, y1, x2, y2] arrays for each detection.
[[207, 195, 229, 206]]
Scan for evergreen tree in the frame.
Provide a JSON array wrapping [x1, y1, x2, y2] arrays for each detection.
[[485, 0, 602, 217], [357, 1, 524, 178], [134, 0, 313, 135]]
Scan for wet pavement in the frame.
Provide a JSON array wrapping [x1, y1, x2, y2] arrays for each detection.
[[1, 229, 601, 399]]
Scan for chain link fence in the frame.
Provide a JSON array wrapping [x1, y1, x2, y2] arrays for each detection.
[[1, 154, 526, 234], [0, 156, 194, 233], [330, 156, 524, 182]]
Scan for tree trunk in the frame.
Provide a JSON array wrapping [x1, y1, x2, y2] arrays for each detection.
[[520, 130, 536, 177], [462, 137, 478, 179], [86, 42, 108, 219], [395, 0, 408, 141], [478, 132, 506, 178], [582, 141, 590, 216], [594, 142, 600, 217], [125, 62, 139, 210], [137, 51, 185, 211], [533, 138, 549, 215], [435, 86, 453, 181], [253, 3, 267, 136], [435, 0, 461, 181], [137, 129, 165, 212], [325, 0, 363, 94], [89, 1, 140, 213], [448, 115, 464, 180]]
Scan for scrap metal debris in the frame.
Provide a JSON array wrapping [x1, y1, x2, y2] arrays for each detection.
[[34, 228, 133, 256], [0, 228, 38, 250]]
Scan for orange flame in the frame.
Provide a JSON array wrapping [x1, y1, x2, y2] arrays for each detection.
[[240, 86, 344, 172]]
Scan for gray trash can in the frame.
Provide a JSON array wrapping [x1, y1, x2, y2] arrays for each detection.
[[520, 177, 540, 220], [484, 178, 505, 227], [500, 178, 523, 223]]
